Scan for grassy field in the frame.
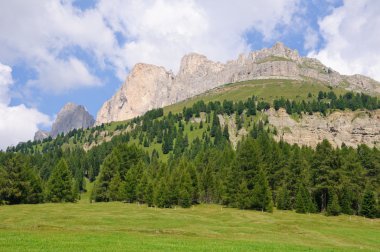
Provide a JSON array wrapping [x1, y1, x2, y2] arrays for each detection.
[[0, 191, 379, 251]]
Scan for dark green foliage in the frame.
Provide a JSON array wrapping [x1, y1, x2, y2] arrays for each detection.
[[178, 169, 193, 208], [327, 190, 341, 216], [2, 89, 379, 220], [92, 150, 121, 202], [276, 184, 291, 210], [360, 188, 377, 218], [251, 166, 273, 212], [0, 155, 43, 204], [295, 184, 315, 214], [237, 179, 250, 209], [46, 159, 76, 203], [340, 185, 354, 215]]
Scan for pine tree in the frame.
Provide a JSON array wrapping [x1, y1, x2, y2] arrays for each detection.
[[92, 151, 121, 202], [0, 155, 43, 204], [154, 178, 171, 208], [178, 169, 193, 208], [276, 184, 291, 210], [136, 171, 149, 203], [327, 190, 341, 216], [145, 179, 154, 207], [360, 188, 377, 218], [46, 159, 76, 203], [295, 183, 314, 213], [109, 172, 122, 201], [237, 179, 250, 209], [340, 185, 353, 215], [251, 166, 273, 212]]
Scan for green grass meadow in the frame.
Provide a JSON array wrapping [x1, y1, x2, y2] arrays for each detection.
[[0, 195, 379, 251]]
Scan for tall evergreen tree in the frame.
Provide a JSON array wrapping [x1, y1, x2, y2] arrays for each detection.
[[92, 151, 121, 202], [295, 183, 315, 213], [46, 159, 76, 203], [327, 190, 341, 216], [251, 166, 273, 212], [360, 188, 377, 218], [276, 184, 292, 210], [237, 179, 250, 209], [178, 169, 193, 208]]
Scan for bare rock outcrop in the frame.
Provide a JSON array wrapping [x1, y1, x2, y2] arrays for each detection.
[[34, 130, 49, 141], [267, 108, 380, 148], [96, 42, 380, 124]]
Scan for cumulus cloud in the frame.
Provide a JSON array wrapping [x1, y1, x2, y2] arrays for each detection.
[[97, 0, 300, 72], [0, 63, 50, 150], [0, 1, 106, 92], [310, 0, 380, 81], [304, 27, 319, 51], [0, 0, 300, 92]]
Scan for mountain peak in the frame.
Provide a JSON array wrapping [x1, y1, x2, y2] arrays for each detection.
[[50, 103, 95, 138], [96, 42, 380, 124]]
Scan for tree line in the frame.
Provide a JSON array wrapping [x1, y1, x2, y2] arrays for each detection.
[[1, 91, 379, 218]]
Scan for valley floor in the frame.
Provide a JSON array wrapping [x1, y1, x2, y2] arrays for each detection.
[[0, 199, 379, 251]]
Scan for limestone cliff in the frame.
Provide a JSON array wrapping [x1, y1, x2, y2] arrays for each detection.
[[96, 42, 380, 124], [267, 108, 380, 148]]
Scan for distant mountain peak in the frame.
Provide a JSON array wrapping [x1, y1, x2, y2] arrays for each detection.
[[34, 102, 95, 141]]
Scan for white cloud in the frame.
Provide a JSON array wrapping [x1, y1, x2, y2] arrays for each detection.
[[0, 0, 301, 92], [0, 63, 51, 150], [96, 0, 300, 72], [304, 27, 319, 51], [311, 0, 380, 81], [0, 1, 109, 92]]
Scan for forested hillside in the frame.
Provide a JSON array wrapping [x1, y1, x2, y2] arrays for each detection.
[[1, 84, 379, 219]]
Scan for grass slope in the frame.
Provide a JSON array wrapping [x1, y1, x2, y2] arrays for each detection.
[[163, 79, 347, 115], [0, 190, 379, 251]]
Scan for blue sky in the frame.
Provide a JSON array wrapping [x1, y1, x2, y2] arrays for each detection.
[[0, 0, 379, 149]]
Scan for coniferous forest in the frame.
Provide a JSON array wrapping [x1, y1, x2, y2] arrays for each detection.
[[1, 90, 379, 219]]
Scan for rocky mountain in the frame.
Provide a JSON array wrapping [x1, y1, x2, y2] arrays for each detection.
[[34, 130, 49, 141], [50, 103, 95, 138], [96, 42, 380, 124], [34, 102, 95, 140]]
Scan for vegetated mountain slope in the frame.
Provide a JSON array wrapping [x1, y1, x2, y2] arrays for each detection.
[[13, 78, 379, 156], [96, 42, 380, 125]]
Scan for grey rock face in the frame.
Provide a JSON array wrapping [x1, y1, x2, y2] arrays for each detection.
[[267, 108, 380, 148], [96, 42, 380, 124], [50, 102, 95, 138], [34, 130, 49, 141]]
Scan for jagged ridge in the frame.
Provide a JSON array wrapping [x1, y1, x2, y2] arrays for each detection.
[[96, 42, 380, 124]]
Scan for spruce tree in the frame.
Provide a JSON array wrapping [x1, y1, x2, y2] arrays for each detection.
[[46, 159, 76, 203], [136, 171, 149, 203], [251, 166, 273, 212], [295, 183, 314, 213], [109, 172, 122, 201], [145, 179, 154, 207], [237, 179, 250, 209], [92, 151, 121, 202], [277, 184, 291, 210], [327, 190, 341, 216], [178, 169, 193, 208], [340, 186, 353, 215], [360, 188, 377, 218], [154, 177, 171, 208]]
